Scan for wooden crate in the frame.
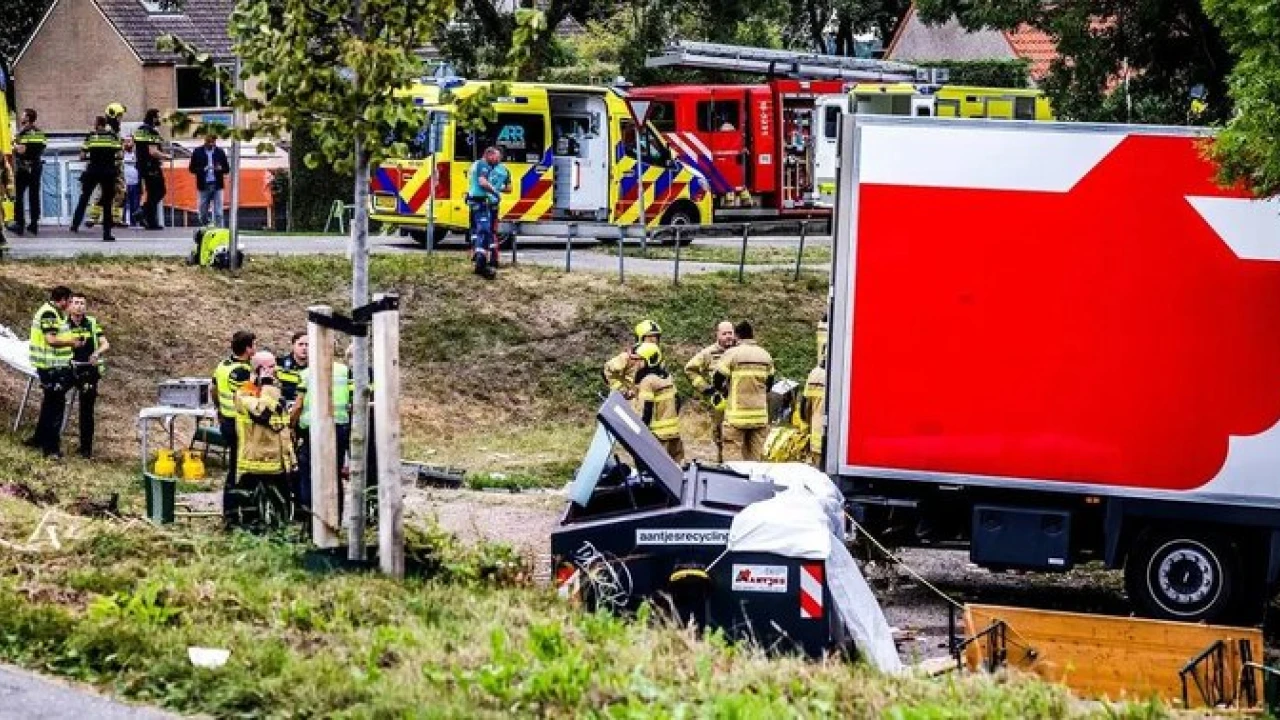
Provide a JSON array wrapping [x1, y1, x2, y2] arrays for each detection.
[[962, 603, 1264, 708]]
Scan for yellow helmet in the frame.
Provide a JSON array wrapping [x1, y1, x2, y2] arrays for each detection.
[[634, 342, 663, 368], [634, 319, 663, 342], [105, 102, 127, 119]]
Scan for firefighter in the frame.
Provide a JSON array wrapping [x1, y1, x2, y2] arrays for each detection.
[[802, 358, 826, 467], [66, 292, 110, 459], [713, 321, 775, 462], [9, 108, 47, 236], [134, 108, 171, 230], [70, 116, 122, 242], [231, 351, 298, 529], [603, 319, 662, 398], [633, 342, 683, 463], [213, 331, 256, 518], [684, 320, 736, 463], [25, 286, 83, 459]]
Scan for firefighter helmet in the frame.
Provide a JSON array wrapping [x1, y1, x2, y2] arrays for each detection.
[[634, 342, 662, 368], [633, 319, 662, 342], [105, 102, 127, 119]]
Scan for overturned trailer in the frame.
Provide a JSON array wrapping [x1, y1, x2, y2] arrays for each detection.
[[550, 393, 900, 669]]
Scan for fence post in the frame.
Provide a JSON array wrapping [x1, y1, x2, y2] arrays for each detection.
[[673, 225, 683, 286], [738, 224, 751, 284], [372, 293, 404, 579], [306, 305, 340, 549], [617, 225, 626, 284], [565, 223, 575, 273], [509, 224, 518, 267], [794, 220, 808, 281]]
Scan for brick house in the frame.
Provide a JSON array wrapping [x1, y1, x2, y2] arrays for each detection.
[[885, 1, 1058, 83], [14, 0, 236, 133]]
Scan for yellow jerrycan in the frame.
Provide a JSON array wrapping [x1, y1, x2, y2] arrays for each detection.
[[152, 449, 177, 477], [181, 450, 206, 481]]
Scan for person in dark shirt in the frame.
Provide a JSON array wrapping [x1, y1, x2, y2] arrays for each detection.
[[69, 116, 122, 242], [133, 108, 171, 230], [65, 293, 110, 458], [9, 108, 46, 236], [275, 332, 309, 408]]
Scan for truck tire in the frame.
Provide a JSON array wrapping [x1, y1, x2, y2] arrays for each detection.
[[407, 227, 448, 248], [1125, 530, 1238, 622], [659, 203, 699, 246]]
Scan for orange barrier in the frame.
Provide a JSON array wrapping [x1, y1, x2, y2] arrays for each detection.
[[161, 167, 275, 226]]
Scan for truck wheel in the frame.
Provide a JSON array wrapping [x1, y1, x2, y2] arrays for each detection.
[[1125, 530, 1237, 622], [660, 203, 699, 246], [407, 228, 448, 248]]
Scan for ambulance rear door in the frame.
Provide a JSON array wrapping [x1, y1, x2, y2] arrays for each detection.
[[813, 94, 845, 207], [454, 92, 554, 224]]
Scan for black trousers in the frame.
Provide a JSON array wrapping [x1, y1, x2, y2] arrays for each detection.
[[228, 472, 293, 531], [74, 365, 100, 457], [219, 416, 239, 517], [14, 166, 41, 229], [34, 368, 70, 456], [298, 424, 352, 516], [71, 169, 117, 239], [142, 171, 166, 228]]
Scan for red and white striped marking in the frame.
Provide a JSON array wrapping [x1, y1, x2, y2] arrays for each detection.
[[799, 563, 824, 619]]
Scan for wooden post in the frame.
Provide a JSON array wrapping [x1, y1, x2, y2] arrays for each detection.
[[372, 293, 404, 578], [307, 306, 341, 549]]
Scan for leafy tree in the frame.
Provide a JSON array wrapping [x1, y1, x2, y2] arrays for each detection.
[[436, 0, 602, 79], [1203, 0, 1280, 196], [914, 0, 1233, 124], [0, 0, 52, 66], [784, 0, 910, 56], [161, 0, 532, 562]]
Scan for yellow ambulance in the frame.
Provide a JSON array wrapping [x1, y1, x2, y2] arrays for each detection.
[[371, 82, 715, 246]]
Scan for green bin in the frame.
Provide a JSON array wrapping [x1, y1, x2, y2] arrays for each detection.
[[143, 473, 177, 525]]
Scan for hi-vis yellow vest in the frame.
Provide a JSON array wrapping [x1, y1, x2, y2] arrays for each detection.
[[213, 357, 251, 419], [29, 302, 71, 370]]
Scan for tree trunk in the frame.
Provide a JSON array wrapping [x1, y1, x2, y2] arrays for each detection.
[[348, 136, 371, 561]]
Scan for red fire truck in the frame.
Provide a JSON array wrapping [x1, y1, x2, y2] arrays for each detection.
[[628, 79, 848, 218]]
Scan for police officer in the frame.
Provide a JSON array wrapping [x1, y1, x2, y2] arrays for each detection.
[[9, 108, 46, 236], [70, 116, 122, 242], [134, 108, 171, 230], [213, 331, 256, 515], [25, 286, 83, 459], [713, 321, 775, 462], [66, 292, 110, 459], [276, 332, 309, 408]]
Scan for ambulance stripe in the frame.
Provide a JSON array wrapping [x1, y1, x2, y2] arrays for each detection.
[[374, 168, 399, 195], [666, 133, 732, 194]]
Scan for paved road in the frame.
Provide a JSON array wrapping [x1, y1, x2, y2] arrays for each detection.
[[0, 664, 176, 719], [0, 229, 833, 278]]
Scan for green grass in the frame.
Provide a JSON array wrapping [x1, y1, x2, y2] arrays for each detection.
[[597, 243, 832, 266], [0, 467, 1161, 718]]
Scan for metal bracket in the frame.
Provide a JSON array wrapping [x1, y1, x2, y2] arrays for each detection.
[[352, 294, 400, 324], [953, 619, 1009, 673], [307, 310, 367, 337]]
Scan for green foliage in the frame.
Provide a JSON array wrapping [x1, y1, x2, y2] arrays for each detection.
[[917, 59, 1030, 88], [87, 581, 183, 627], [285, 124, 354, 231], [0, 0, 51, 65], [1203, 0, 1280, 197], [915, 0, 1233, 124]]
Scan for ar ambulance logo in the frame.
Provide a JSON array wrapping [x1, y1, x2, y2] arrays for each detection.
[[849, 126, 1280, 499]]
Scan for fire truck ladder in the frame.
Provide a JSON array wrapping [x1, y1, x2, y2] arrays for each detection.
[[645, 41, 919, 82]]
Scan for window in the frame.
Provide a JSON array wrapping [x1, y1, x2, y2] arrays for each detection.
[[1014, 97, 1036, 120], [822, 106, 841, 138], [619, 120, 671, 167], [454, 112, 546, 163], [175, 66, 229, 110], [696, 100, 741, 132], [138, 0, 182, 14], [400, 112, 445, 160], [647, 101, 677, 132]]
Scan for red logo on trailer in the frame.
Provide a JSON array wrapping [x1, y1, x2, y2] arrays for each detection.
[[846, 129, 1280, 493]]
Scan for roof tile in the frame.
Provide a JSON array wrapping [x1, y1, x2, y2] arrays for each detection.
[[95, 0, 234, 63]]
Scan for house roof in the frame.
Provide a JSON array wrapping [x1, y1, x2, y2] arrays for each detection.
[[95, 0, 236, 63], [885, 2, 1059, 81]]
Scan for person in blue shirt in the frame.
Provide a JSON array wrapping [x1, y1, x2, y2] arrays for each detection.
[[467, 146, 510, 279]]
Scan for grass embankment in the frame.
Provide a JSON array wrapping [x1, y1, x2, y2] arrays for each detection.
[[0, 255, 827, 482], [0, 456, 1165, 718], [600, 242, 832, 266]]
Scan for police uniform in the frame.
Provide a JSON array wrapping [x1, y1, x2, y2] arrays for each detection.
[[133, 121, 167, 229], [295, 361, 351, 510], [67, 314, 106, 458], [70, 127, 122, 241], [276, 352, 307, 407], [714, 340, 775, 462], [13, 123, 47, 233], [213, 355, 252, 510], [27, 302, 73, 457]]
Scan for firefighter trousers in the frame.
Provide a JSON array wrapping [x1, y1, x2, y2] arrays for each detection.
[[722, 424, 767, 462]]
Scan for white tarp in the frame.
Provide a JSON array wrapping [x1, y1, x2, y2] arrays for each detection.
[[726, 462, 845, 538], [0, 325, 35, 378], [726, 484, 903, 674]]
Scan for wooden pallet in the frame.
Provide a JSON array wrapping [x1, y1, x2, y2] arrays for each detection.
[[962, 603, 1264, 709]]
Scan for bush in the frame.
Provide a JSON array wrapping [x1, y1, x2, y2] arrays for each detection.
[[287, 124, 354, 231]]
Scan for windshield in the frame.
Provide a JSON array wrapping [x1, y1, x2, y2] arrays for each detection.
[[620, 120, 672, 167]]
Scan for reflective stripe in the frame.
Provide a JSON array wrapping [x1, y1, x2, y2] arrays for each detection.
[[650, 417, 680, 439]]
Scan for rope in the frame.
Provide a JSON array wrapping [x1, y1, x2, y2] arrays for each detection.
[[846, 511, 964, 610]]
